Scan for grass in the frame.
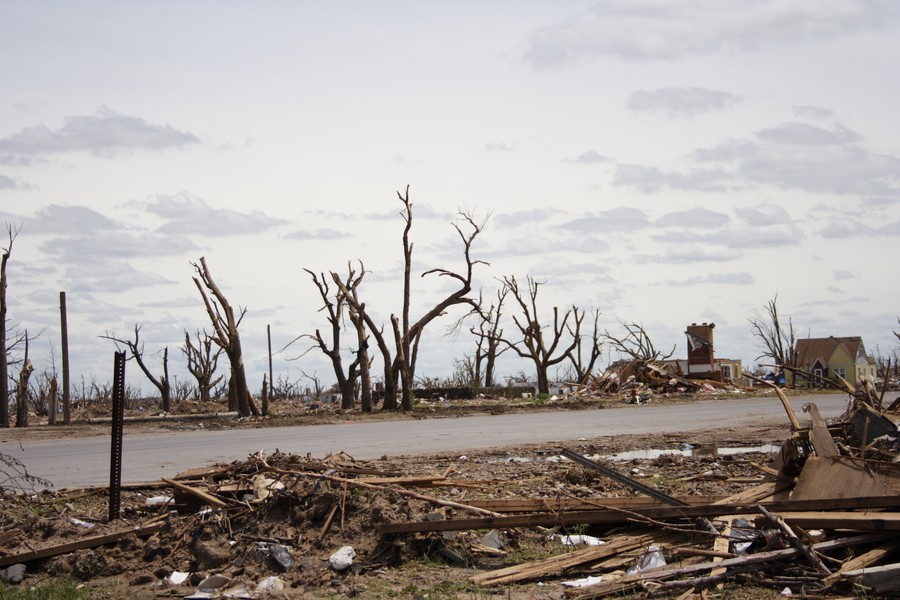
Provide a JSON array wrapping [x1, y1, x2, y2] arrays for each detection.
[[0, 580, 93, 600]]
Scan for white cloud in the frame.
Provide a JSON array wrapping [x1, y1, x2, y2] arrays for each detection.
[[523, 0, 884, 67], [562, 207, 651, 232], [146, 192, 287, 236], [0, 106, 198, 157], [735, 204, 791, 226], [634, 245, 742, 264], [0, 174, 16, 189], [565, 150, 612, 164], [613, 164, 735, 193], [656, 208, 731, 228], [626, 87, 740, 117]]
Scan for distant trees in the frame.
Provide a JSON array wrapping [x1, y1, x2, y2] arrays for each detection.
[[101, 325, 172, 412], [603, 321, 674, 363], [305, 187, 487, 411], [748, 293, 797, 375], [183, 329, 224, 404], [493, 275, 581, 395]]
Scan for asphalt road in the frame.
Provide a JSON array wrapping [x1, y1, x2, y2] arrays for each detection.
[[2, 393, 850, 489]]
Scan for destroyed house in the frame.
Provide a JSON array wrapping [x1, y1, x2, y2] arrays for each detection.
[[793, 335, 877, 387], [683, 322, 743, 383]]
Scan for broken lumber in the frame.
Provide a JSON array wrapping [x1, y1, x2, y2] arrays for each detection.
[[0, 522, 163, 567], [162, 477, 229, 508]]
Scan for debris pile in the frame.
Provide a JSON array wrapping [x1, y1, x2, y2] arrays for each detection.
[[0, 392, 897, 598], [568, 360, 740, 403]]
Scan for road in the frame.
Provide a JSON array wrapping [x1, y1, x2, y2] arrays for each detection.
[[2, 393, 849, 489]]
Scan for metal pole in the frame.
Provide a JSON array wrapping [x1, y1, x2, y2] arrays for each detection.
[[109, 351, 126, 522], [60, 291, 71, 425]]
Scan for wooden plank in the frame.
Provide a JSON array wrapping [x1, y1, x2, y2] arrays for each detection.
[[377, 496, 900, 534], [0, 523, 163, 567], [791, 456, 900, 500], [571, 534, 883, 599], [823, 540, 900, 586], [162, 477, 229, 508], [467, 495, 725, 513], [805, 403, 839, 457], [770, 511, 900, 532], [714, 481, 791, 504], [838, 562, 900, 592], [470, 532, 660, 586]]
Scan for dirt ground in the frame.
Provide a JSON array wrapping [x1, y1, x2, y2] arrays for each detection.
[[0, 393, 859, 599]]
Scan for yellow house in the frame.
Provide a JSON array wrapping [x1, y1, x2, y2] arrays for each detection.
[[792, 336, 877, 387]]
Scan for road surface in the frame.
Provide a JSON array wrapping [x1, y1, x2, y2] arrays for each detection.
[[1, 393, 849, 489]]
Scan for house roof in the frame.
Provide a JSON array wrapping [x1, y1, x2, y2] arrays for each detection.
[[794, 336, 872, 367]]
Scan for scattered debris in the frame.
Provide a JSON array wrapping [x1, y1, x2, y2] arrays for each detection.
[[1, 390, 897, 597]]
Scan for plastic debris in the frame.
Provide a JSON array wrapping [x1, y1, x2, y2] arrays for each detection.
[[329, 546, 356, 571]]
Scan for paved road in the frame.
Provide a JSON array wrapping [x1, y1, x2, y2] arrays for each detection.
[[2, 393, 850, 489]]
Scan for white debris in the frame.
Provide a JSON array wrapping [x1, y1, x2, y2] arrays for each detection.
[[329, 546, 356, 571], [551, 534, 605, 547], [561, 575, 604, 588], [168, 571, 190, 585]]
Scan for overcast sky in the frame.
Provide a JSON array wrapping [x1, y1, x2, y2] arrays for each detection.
[[1, 0, 898, 394]]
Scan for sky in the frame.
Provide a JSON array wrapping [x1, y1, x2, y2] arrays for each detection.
[[1, 0, 899, 395]]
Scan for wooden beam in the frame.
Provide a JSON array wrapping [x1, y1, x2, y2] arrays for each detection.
[[162, 477, 229, 508], [377, 496, 900, 534], [0, 523, 163, 567], [804, 402, 839, 457]]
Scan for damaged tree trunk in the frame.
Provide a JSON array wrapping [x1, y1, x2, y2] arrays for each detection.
[[192, 257, 258, 418]]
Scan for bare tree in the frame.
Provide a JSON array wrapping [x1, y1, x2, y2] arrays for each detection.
[[101, 325, 172, 412], [462, 286, 509, 388], [331, 261, 376, 412], [14, 331, 33, 427], [192, 256, 259, 417], [391, 187, 487, 410], [183, 329, 224, 403], [0, 224, 20, 427], [496, 275, 580, 395], [748, 293, 797, 377], [603, 321, 674, 362], [567, 308, 603, 384], [302, 269, 360, 409]]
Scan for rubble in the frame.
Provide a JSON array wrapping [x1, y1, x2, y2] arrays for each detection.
[[0, 390, 897, 598]]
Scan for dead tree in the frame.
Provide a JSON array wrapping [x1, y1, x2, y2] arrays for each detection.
[[567, 308, 603, 385], [14, 332, 32, 427], [603, 321, 675, 362], [302, 268, 360, 409], [101, 325, 172, 412], [182, 329, 224, 403], [748, 293, 797, 380], [392, 187, 487, 410], [0, 224, 19, 427], [451, 286, 509, 388], [330, 262, 387, 410], [192, 256, 259, 417], [497, 275, 580, 395]]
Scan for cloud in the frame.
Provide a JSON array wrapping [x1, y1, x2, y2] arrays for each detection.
[[0, 175, 16, 190], [0, 105, 199, 158], [634, 245, 742, 264], [626, 87, 740, 117], [612, 163, 734, 193], [565, 150, 612, 164], [793, 105, 835, 119], [833, 269, 855, 280], [61, 261, 176, 294], [146, 192, 286, 235], [522, 0, 884, 67], [39, 229, 197, 261], [656, 207, 731, 228], [561, 207, 651, 232], [486, 141, 516, 152], [818, 217, 877, 238], [653, 223, 805, 249], [658, 272, 755, 286], [494, 209, 555, 228], [283, 228, 349, 241], [692, 122, 900, 197], [734, 204, 791, 226], [755, 122, 860, 145]]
